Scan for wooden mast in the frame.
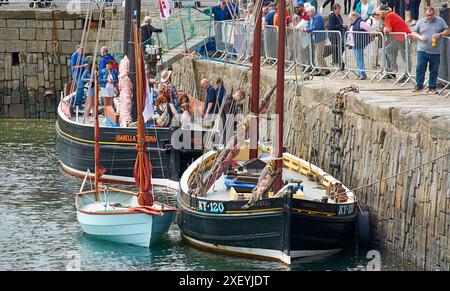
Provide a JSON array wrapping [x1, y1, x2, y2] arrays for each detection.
[[274, 0, 286, 193], [132, 20, 145, 195], [249, 0, 263, 159], [94, 70, 100, 201]]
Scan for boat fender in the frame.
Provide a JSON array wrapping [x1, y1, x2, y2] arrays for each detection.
[[356, 206, 371, 246]]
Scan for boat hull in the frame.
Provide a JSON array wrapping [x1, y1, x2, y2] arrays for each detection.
[[177, 187, 356, 264], [77, 210, 155, 247], [56, 103, 204, 182]]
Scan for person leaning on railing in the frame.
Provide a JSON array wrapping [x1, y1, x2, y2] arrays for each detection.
[[366, 12, 382, 69], [347, 11, 372, 80], [328, 3, 347, 70], [377, 4, 411, 80], [302, 5, 330, 76], [141, 17, 162, 47], [410, 6, 450, 94]]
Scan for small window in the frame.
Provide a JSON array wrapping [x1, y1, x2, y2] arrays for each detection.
[[11, 53, 20, 66]]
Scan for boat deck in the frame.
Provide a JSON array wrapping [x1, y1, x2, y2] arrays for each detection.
[[204, 162, 330, 203]]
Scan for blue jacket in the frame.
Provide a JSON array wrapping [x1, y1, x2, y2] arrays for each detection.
[[211, 5, 228, 21], [328, 13, 345, 33], [306, 13, 326, 43], [79, 68, 92, 87], [352, 17, 371, 49], [99, 54, 115, 71], [70, 51, 86, 81], [98, 68, 118, 88], [265, 10, 276, 25]]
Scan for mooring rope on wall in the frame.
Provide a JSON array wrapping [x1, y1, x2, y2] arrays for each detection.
[[339, 150, 450, 197]]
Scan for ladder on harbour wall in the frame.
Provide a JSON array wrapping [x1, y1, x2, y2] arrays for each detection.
[[328, 86, 359, 179], [329, 93, 344, 179]]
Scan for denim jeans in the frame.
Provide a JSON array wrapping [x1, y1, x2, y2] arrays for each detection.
[[354, 47, 366, 78], [415, 50, 440, 89]]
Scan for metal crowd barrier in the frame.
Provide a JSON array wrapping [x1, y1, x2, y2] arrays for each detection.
[[213, 21, 227, 58], [439, 36, 450, 96], [292, 28, 312, 72], [342, 31, 384, 81], [210, 21, 450, 91], [309, 30, 343, 78], [378, 32, 411, 84], [406, 34, 419, 86], [262, 25, 279, 68]]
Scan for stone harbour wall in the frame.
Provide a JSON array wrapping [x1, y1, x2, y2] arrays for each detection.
[[0, 9, 123, 119], [172, 57, 450, 271]]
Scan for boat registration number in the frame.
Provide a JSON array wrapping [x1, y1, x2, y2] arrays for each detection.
[[198, 201, 225, 213], [337, 204, 355, 216]]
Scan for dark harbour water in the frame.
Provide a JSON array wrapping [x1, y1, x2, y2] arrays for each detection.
[[0, 120, 418, 271]]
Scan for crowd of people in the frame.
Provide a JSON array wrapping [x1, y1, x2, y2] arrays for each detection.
[[216, 0, 449, 92], [68, 1, 449, 129], [70, 43, 246, 131]]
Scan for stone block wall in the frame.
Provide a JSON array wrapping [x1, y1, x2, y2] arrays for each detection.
[[172, 57, 450, 271], [0, 9, 123, 119]]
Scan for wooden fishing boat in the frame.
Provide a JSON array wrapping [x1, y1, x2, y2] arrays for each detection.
[[56, 3, 211, 183], [176, 0, 357, 264], [77, 182, 176, 246], [177, 148, 357, 264], [76, 19, 176, 246]]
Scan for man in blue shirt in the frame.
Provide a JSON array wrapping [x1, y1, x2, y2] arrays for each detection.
[[410, 6, 450, 93], [302, 6, 329, 76], [212, 1, 228, 21], [99, 46, 115, 71], [212, 0, 239, 21], [201, 78, 218, 119], [70, 44, 87, 82], [264, 4, 276, 25]]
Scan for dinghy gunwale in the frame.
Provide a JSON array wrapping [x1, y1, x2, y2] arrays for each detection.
[[76, 189, 177, 216]]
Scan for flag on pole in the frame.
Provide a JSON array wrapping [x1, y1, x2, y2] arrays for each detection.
[[158, 0, 172, 20]]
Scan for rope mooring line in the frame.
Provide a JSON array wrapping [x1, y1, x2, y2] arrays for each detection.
[[342, 150, 450, 196]]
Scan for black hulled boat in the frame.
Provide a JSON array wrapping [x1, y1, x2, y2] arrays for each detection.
[[176, 0, 357, 264]]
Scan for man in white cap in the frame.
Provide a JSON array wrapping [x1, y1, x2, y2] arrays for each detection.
[[160, 69, 181, 115]]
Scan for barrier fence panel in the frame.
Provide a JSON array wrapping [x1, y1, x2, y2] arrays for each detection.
[[262, 25, 278, 68], [232, 21, 248, 61], [285, 27, 296, 71], [309, 30, 344, 78], [292, 28, 312, 71], [214, 21, 227, 58], [309, 31, 328, 76], [240, 23, 255, 63], [378, 32, 410, 84], [439, 36, 450, 96], [223, 21, 239, 59], [406, 35, 419, 86], [342, 31, 384, 81]]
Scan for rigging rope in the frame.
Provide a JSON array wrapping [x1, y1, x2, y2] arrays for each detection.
[[340, 150, 450, 196]]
